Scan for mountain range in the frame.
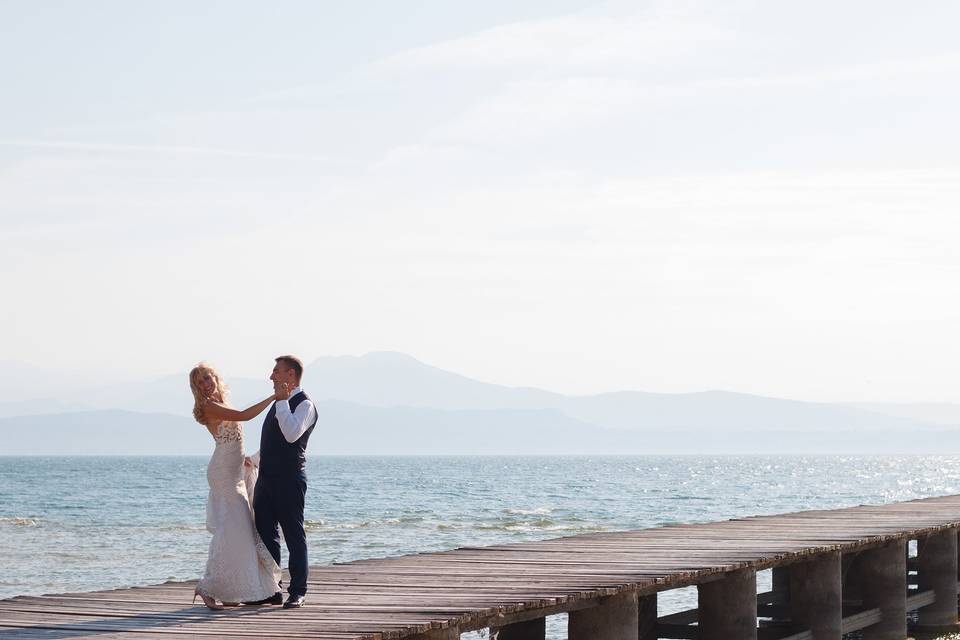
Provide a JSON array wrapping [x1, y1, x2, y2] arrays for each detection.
[[2, 352, 958, 455]]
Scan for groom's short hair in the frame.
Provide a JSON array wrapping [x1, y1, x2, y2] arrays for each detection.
[[275, 355, 304, 381]]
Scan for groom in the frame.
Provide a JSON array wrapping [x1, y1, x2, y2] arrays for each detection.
[[245, 355, 318, 609]]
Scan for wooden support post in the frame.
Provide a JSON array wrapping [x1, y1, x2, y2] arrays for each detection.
[[492, 618, 545, 640], [771, 566, 790, 602], [773, 566, 790, 596], [789, 551, 842, 639], [842, 551, 861, 605], [698, 568, 757, 640], [916, 528, 960, 631], [568, 591, 639, 640], [771, 566, 791, 623], [859, 540, 906, 640], [638, 593, 657, 640]]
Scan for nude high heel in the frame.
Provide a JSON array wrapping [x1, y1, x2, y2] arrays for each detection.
[[194, 587, 224, 610]]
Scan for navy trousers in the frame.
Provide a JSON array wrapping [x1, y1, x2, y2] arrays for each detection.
[[253, 471, 308, 597]]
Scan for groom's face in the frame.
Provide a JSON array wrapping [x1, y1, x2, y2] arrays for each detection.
[[270, 361, 296, 391]]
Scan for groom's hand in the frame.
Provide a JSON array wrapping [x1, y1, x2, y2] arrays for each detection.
[[274, 382, 292, 400]]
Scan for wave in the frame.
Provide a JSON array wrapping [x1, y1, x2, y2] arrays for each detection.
[[437, 518, 605, 534], [0, 517, 41, 527], [501, 523, 605, 533], [482, 517, 558, 529], [160, 524, 207, 532], [503, 507, 553, 516], [305, 516, 424, 532]]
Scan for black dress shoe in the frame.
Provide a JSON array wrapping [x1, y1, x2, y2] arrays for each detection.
[[283, 595, 305, 609], [243, 592, 283, 606]]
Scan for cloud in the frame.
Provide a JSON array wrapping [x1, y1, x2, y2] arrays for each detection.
[[0, 139, 329, 161], [408, 50, 960, 147], [373, 12, 735, 73]]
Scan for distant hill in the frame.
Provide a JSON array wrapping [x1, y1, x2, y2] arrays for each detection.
[[311, 400, 960, 455], [0, 410, 211, 455], [3, 401, 959, 456], [558, 390, 940, 433], [306, 353, 948, 434], [0, 405, 605, 456], [0, 398, 87, 419], [850, 402, 960, 427], [72, 351, 946, 431], [305, 352, 563, 410], [1, 352, 957, 455], [79, 373, 268, 417]]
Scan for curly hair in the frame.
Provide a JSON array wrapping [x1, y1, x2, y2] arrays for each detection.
[[188, 362, 230, 424]]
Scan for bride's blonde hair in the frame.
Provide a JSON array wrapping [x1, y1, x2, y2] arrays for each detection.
[[188, 362, 229, 424]]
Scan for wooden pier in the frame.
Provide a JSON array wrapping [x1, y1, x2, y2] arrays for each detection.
[[4, 494, 960, 639]]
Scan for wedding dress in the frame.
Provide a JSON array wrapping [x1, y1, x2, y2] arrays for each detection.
[[195, 421, 281, 603]]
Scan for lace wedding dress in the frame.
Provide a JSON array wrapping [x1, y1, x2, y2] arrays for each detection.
[[195, 421, 281, 603]]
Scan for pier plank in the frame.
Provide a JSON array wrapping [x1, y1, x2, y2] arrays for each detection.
[[4, 494, 960, 638]]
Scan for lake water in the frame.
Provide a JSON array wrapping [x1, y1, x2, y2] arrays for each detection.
[[3, 454, 960, 638]]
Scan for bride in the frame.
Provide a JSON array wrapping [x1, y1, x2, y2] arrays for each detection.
[[188, 363, 281, 609]]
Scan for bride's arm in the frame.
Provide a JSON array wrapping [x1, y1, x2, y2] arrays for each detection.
[[202, 395, 276, 422]]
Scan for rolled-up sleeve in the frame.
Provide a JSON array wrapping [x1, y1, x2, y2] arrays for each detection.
[[275, 398, 317, 443]]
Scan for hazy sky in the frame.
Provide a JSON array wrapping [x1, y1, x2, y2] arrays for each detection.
[[2, 0, 960, 402]]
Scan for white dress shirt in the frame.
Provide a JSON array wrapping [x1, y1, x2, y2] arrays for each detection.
[[248, 387, 317, 467]]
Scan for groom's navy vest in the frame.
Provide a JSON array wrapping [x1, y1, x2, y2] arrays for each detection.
[[259, 391, 317, 477]]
